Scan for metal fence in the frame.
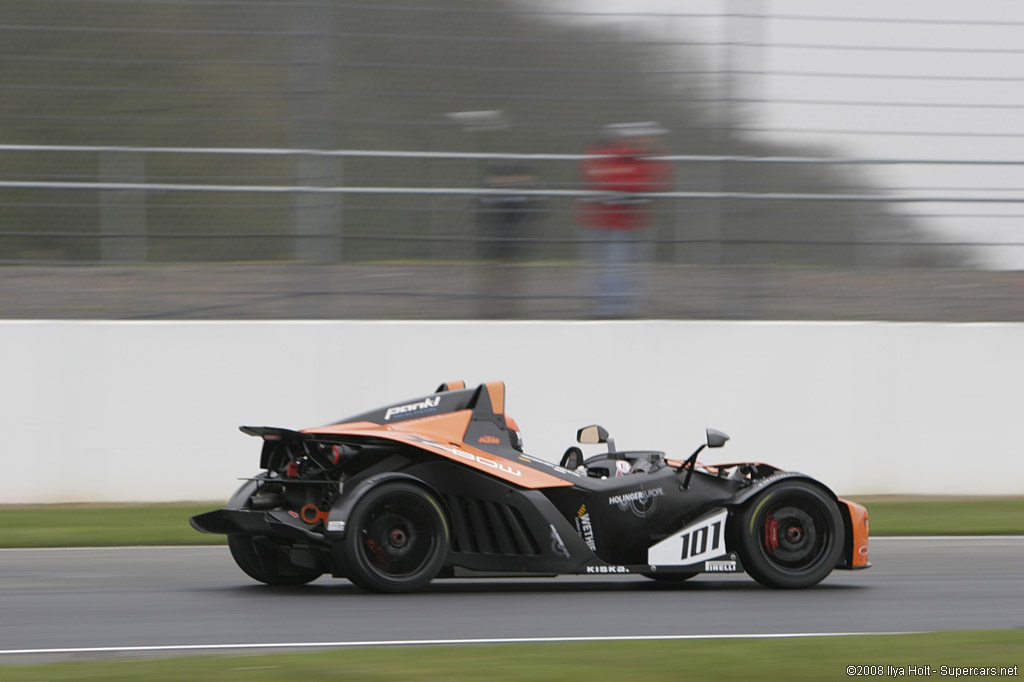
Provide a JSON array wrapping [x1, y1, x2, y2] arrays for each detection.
[[4, 143, 1024, 268], [2, 1, 1024, 319]]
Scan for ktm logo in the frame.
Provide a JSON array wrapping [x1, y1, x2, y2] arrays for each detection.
[[478, 435, 500, 444]]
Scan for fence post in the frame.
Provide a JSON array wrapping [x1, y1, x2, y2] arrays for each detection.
[[290, 2, 340, 264], [293, 153, 342, 263], [721, 0, 765, 265], [99, 150, 147, 263]]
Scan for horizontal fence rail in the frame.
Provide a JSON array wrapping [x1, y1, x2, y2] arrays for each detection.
[[5, 144, 1024, 165], [6, 180, 1024, 204], [3, 145, 1024, 271]]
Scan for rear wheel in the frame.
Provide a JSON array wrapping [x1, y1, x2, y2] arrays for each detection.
[[227, 535, 322, 586], [342, 482, 449, 593], [736, 480, 844, 589]]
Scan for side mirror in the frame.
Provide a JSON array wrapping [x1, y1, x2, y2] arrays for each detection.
[[706, 428, 730, 448], [682, 428, 731, 489], [577, 424, 609, 445]]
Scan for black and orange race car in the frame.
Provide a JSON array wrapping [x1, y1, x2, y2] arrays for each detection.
[[191, 380, 869, 593]]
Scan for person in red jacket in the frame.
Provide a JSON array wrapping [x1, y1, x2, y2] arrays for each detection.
[[579, 122, 672, 317]]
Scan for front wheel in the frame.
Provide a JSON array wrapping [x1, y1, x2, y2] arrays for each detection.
[[342, 481, 449, 593], [227, 535, 322, 586], [736, 480, 844, 589]]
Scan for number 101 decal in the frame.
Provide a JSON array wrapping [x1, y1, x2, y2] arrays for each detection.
[[647, 509, 728, 566]]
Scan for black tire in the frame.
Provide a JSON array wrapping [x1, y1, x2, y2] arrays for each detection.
[[342, 481, 449, 594], [227, 534, 322, 586], [736, 480, 844, 589]]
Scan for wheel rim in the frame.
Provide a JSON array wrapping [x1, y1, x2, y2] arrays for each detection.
[[358, 492, 440, 580], [758, 493, 834, 573]]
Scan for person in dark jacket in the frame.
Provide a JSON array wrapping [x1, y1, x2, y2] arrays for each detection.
[[476, 163, 543, 317]]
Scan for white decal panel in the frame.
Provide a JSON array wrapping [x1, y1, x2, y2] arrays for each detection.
[[647, 509, 728, 567]]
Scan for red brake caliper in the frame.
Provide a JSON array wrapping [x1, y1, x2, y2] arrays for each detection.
[[764, 515, 779, 554], [365, 539, 390, 565]]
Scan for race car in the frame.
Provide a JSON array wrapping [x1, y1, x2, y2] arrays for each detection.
[[190, 380, 869, 593]]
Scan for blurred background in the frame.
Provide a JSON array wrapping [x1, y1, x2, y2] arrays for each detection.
[[2, 0, 1022, 320]]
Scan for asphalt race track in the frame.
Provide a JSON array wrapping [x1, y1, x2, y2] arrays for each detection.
[[1, 537, 1022, 657]]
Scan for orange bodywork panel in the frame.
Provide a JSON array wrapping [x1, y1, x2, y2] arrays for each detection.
[[839, 498, 870, 568], [387, 431, 571, 489], [306, 411, 472, 445], [437, 380, 466, 392], [307, 421, 379, 433], [485, 380, 505, 415], [389, 411, 474, 444], [303, 409, 571, 490]]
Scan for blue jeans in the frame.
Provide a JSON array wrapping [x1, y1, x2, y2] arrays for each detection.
[[583, 229, 650, 318]]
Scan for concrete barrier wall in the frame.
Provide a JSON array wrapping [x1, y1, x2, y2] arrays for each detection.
[[2, 320, 1022, 504]]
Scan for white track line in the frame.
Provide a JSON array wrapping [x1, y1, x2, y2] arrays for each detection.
[[0, 632, 925, 657]]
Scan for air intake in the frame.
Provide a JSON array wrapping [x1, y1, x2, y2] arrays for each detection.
[[443, 494, 541, 557]]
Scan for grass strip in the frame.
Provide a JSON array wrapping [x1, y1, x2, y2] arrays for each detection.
[[0, 503, 225, 548], [1, 497, 1022, 548], [852, 496, 1024, 536], [1, 631, 1021, 681]]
